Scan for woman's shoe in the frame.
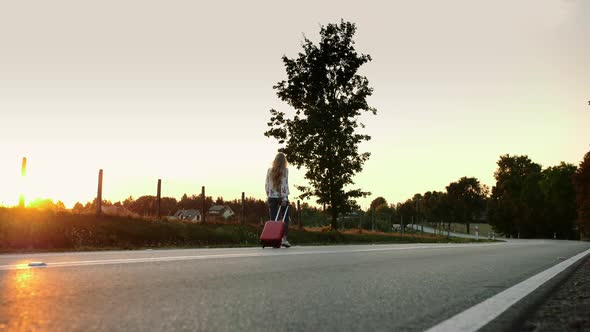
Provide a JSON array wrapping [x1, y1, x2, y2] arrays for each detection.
[[281, 239, 291, 248]]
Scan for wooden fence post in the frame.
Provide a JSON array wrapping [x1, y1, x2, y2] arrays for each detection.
[[297, 200, 301, 229], [156, 179, 161, 220], [241, 192, 245, 225], [201, 186, 206, 223], [96, 169, 103, 216], [19, 157, 27, 208]]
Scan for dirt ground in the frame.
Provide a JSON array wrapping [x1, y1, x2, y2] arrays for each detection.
[[521, 255, 590, 331]]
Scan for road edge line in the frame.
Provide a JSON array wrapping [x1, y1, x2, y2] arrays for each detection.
[[0, 242, 508, 271], [425, 247, 590, 332]]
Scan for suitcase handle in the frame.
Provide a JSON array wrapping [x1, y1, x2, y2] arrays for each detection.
[[274, 204, 289, 222]]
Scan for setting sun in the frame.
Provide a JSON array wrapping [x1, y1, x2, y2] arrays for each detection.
[[0, 154, 98, 208]]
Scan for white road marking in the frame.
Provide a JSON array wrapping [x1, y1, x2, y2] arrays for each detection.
[[0, 243, 510, 271], [27, 262, 47, 267], [426, 248, 590, 332]]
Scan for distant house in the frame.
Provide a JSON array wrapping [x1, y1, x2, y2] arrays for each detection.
[[207, 205, 235, 220], [171, 209, 202, 222]]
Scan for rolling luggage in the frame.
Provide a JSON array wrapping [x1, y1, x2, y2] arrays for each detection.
[[260, 205, 288, 248]]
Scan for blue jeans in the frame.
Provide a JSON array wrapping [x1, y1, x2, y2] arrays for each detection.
[[268, 197, 289, 237]]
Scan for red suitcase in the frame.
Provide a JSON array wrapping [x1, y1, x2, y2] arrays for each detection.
[[260, 205, 288, 248]]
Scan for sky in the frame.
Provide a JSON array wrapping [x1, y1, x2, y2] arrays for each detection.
[[0, 0, 589, 209]]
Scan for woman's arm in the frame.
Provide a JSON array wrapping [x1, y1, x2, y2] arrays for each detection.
[[265, 169, 270, 197], [281, 168, 290, 201]]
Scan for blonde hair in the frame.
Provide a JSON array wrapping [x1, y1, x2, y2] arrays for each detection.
[[271, 153, 288, 190]]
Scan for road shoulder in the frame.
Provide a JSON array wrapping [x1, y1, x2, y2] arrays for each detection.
[[519, 254, 590, 331], [474, 248, 590, 332]]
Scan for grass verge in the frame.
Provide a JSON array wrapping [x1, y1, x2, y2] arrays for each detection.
[[0, 208, 496, 253]]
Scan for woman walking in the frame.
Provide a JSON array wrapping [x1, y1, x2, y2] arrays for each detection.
[[265, 152, 291, 247]]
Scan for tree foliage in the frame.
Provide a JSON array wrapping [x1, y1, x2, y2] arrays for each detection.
[[488, 154, 579, 239], [488, 155, 542, 237], [265, 21, 376, 229], [422, 191, 451, 224], [446, 177, 489, 234], [370, 197, 388, 211], [26, 198, 67, 211], [574, 150, 590, 238], [396, 199, 417, 224], [540, 163, 577, 238]]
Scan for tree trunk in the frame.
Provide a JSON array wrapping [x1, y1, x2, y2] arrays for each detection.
[[466, 222, 470, 234], [331, 209, 338, 231]]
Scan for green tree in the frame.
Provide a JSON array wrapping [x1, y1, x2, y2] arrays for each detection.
[[225, 197, 269, 225], [176, 193, 213, 212], [300, 203, 330, 227], [520, 169, 545, 237], [446, 177, 489, 234], [540, 163, 577, 239], [55, 200, 66, 211], [396, 199, 416, 226], [72, 202, 84, 214], [421, 191, 451, 231], [370, 197, 388, 210], [27, 198, 59, 210], [488, 154, 542, 238], [573, 150, 590, 238], [376, 203, 395, 216], [123, 196, 135, 211], [420, 192, 434, 222], [131, 196, 157, 216], [367, 197, 394, 231], [177, 194, 197, 210], [265, 21, 376, 230], [160, 197, 178, 217]]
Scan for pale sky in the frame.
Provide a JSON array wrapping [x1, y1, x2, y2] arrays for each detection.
[[0, 0, 588, 209]]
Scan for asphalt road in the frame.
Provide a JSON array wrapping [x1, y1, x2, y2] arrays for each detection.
[[1, 241, 589, 332]]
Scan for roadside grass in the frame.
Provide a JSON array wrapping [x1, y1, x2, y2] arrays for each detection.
[[0, 207, 495, 253]]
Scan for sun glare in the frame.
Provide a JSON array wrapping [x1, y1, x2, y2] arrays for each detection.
[[0, 155, 97, 209]]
